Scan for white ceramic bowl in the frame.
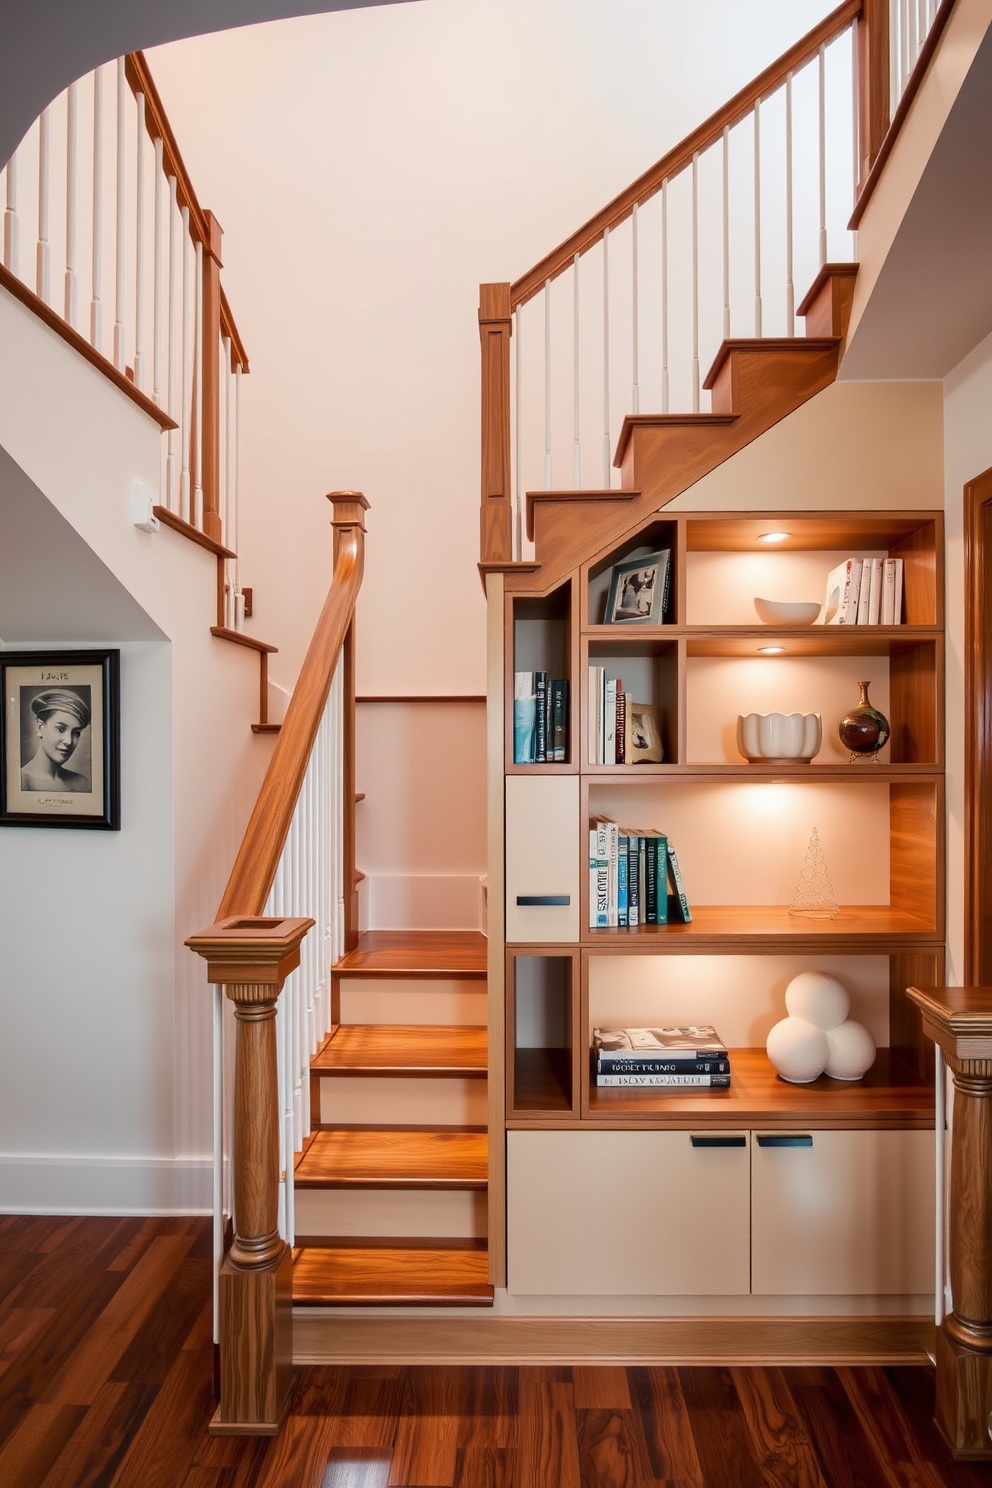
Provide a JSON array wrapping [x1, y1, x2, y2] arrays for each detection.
[[737, 711, 822, 764], [754, 597, 822, 625]]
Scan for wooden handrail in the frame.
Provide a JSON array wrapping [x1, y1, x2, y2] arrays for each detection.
[[509, 0, 862, 309], [217, 492, 369, 919]]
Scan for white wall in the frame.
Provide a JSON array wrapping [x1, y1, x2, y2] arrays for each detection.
[[145, 0, 837, 699]]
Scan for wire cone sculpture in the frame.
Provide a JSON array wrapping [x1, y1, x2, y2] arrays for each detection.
[[789, 827, 839, 919]]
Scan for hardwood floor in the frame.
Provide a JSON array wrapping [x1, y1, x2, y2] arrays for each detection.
[[0, 1215, 987, 1487]]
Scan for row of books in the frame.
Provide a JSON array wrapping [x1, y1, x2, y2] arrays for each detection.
[[513, 672, 568, 763], [823, 557, 904, 625], [587, 668, 663, 765], [593, 1025, 731, 1087], [589, 816, 691, 928]]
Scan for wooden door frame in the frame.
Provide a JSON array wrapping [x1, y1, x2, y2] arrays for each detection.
[[964, 467, 992, 985]]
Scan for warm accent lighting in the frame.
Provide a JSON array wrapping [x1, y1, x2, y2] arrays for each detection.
[[758, 646, 786, 654], [758, 531, 791, 544]]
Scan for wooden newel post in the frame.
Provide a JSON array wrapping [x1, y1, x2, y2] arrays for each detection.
[[479, 283, 513, 566], [186, 914, 314, 1435], [327, 492, 368, 955], [908, 987, 992, 1459]]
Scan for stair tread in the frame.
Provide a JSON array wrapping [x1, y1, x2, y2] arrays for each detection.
[[313, 1024, 488, 1077], [295, 1127, 488, 1188], [334, 930, 487, 978], [293, 1244, 494, 1306]]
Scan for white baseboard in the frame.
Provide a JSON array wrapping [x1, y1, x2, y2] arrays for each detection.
[[0, 1152, 212, 1214], [365, 874, 485, 931]]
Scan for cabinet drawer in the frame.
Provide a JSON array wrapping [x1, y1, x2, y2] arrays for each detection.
[[505, 776, 579, 943], [507, 1129, 750, 1295], [751, 1128, 935, 1295]]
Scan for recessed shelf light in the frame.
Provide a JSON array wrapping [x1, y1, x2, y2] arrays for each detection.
[[758, 531, 791, 544], [758, 645, 786, 654]]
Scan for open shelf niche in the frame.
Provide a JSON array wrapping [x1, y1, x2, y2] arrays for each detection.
[[506, 578, 576, 771], [507, 950, 578, 1119]]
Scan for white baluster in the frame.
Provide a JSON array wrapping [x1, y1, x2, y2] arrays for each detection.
[[572, 254, 581, 488], [818, 44, 828, 267], [722, 127, 730, 340], [602, 226, 610, 485], [889, 0, 900, 120], [661, 178, 669, 414], [544, 277, 552, 489], [133, 92, 146, 390], [114, 58, 126, 371], [90, 68, 103, 349], [851, 21, 861, 258], [224, 338, 234, 626], [64, 83, 78, 326], [935, 1046, 945, 1326], [908, 0, 919, 72], [193, 239, 204, 529], [212, 981, 224, 1345], [235, 363, 244, 628], [753, 103, 762, 337], [166, 176, 178, 510], [152, 136, 164, 405], [786, 72, 795, 331], [631, 201, 639, 416], [180, 206, 191, 522], [3, 151, 18, 275], [514, 305, 522, 558], [37, 107, 50, 303], [692, 151, 700, 413]]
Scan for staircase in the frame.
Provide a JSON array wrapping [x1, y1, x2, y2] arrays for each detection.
[[291, 929, 494, 1307]]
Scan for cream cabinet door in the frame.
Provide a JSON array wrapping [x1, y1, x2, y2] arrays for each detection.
[[505, 776, 579, 943], [750, 1129, 935, 1296], [507, 1129, 751, 1295]]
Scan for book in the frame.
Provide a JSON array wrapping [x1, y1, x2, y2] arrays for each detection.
[[615, 679, 625, 764], [881, 558, 897, 624], [867, 557, 883, 624], [666, 840, 692, 923], [594, 1026, 729, 1057], [890, 557, 904, 624], [644, 832, 668, 924], [626, 832, 641, 928], [604, 678, 617, 765], [856, 562, 872, 624], [513, 672, 536, 763], [823, 558, 862, 624], [617, 834, 629, 927], [596, 1057, 730, 1074], [589, 825, 609, 928], [588, 665, 605, 763], [534, 671, 547, 762], [595, 1072, 731, 1087], [550, 679, 568, 761]]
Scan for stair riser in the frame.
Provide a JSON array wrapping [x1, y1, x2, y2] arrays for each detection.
[[338, 979, 487, 1027], [318, 1075, 488, 1127], [294, 1187, 487, 1239]]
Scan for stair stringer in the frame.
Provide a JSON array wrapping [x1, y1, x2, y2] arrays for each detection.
[[522, 336, 840, 597]]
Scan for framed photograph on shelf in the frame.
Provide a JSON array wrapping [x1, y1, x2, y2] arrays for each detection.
[[1, 650, 120, 830], [604, 549, 670, 625], [624, 699, 663, 763]]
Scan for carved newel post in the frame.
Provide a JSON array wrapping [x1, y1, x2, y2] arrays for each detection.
[[187, 914, 314, 1434], [908, 986, 992, 1458]]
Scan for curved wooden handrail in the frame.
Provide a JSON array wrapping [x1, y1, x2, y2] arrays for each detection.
[[217, 491, 369, 919], [510, 0, 862, 309]]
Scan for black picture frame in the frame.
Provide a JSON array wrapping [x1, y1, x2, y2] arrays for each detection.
[[604, 549, 671, 625], [0, 650, 120, 830]]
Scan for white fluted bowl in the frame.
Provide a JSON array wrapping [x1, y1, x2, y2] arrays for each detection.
[[737, 712, 822, 764], [754, 597, 822, 625]]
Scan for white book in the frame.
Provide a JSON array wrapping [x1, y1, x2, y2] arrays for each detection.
[[608, 820, 619, 927], [823, 558, 862, 624], [867, 558, 883, 624], [856, 560, 872, 624], [604, 679, 617, 765], [588, 666, 605, 764], [881, 559, 897, 624], [893, 557, 904, 624]]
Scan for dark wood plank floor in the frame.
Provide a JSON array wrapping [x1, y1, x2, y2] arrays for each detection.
[[0, 1215, 987, 1488]]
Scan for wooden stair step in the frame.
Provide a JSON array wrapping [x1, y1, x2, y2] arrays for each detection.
[[292, 1243, 494, 1307], [525, 488, 640, 542], [294, 1127, 488, 1189], [334, 930, 487, 979], [312, 1025, 487, 1078]]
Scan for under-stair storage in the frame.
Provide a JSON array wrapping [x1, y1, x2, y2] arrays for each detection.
[[507, 950, 578, 1117]]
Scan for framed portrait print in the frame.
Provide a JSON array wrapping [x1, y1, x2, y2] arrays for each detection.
[[1, 650, 120, 829], [604, 549, 671, 625]]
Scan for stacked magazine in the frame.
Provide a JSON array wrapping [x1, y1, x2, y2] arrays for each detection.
[[593, 1026, 730, 1088]]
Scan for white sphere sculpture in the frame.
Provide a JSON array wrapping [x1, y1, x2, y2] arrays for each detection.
[[825, 1020, 876, 1080], [766, 1017, 830, 1085], [784, 971, 849, 1030]]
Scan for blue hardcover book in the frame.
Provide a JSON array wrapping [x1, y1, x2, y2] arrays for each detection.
[[513, 672, 536, 763], [617, 835, 629, 927]]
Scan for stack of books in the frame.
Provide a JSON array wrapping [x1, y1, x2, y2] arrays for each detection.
[[589, 815, 691, 928], [513, 672, 568, 762], [823, 557, 904, 625], [587, 671, 662, 764], [593, 1026, 731, 1087]]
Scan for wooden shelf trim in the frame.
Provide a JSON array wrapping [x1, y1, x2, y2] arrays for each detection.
[[210, 626, 278, 654], [155, 506, 237, 558], [580, 904, 938, 945], [509, 0, 861, 307]]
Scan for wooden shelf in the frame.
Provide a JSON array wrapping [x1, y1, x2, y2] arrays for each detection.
[[576, 1047, 934, 1130], [685, 627, 940, 658], [512, 1048, 572, 1113], [583, 764, 941, 781], [583, 904, 937, 946], [684, 512, 940, 552]]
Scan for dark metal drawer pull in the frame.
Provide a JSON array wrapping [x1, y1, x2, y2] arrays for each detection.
[[756, 1134, 813, 1148], [516, 895, 570, 906], [690, 1135, 746, 1148]]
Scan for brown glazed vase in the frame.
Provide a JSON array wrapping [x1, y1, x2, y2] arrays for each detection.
[[839, 680, 890, 760]]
